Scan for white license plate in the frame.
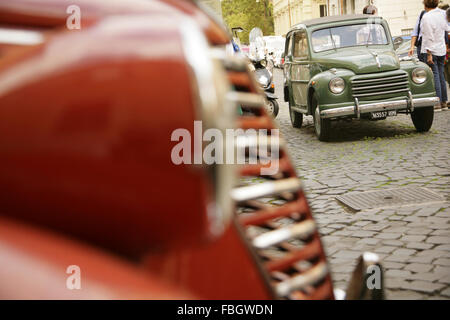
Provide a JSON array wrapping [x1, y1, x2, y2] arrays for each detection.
[[370, 110, 397, 119]]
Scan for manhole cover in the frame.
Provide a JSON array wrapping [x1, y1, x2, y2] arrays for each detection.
[[336, 187, 445, 211]]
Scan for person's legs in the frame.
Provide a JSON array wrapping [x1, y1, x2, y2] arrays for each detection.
[[445, 61, 450, 84], [429, 55, 443, 111], [430, 56, 442, 100], [437, 56, 448, 108], [446, 62, 450, 107]]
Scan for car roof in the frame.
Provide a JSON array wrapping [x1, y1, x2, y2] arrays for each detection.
[[292, 14, 377, 29]]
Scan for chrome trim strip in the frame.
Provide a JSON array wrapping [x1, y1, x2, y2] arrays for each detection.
[[352, 88, 410, 97], [210, 48, 249, 72], [252, 220, 316, 249], [321, 97, 439, 118], [0, 28, 44, 46], [235, 134, 285, 152], [291, 105, 307, 114], [276, 262, 328, 297], [408, 91, 414, 112], [227, 91, 266, 108], [291, 79, 309, 83], [180, 20, 236, 237], [414, 97, 440, 107], [351, 74, 408, 84], [231, 177, 302, 202], [352, 81, 409, 91], [354, 97, 360, 119]]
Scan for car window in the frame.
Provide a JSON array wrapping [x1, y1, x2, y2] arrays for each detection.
[[293, 32, 308, 59], [285, 35, 293, 56], [311, 24, 388, 53]]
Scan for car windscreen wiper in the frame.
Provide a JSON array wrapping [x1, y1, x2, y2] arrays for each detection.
[[329, 28, 337, 51], [366, 26, 372, 47]]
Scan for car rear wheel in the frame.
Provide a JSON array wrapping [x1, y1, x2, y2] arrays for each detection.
[[411, 106, 434, 132], [312, 93, 331, 141], [289, 102, 303, 128]]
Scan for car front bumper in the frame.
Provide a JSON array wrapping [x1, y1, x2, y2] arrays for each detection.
[[320, 95, 440, 119]]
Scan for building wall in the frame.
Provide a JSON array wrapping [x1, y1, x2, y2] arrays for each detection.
[[328, 0, 424, 36], [274, 0, 425, 37]]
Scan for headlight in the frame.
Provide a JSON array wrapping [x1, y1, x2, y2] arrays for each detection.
[[412, 68, 427, 84], [257, 74, 270, 87], [260, 59, 267, 67], [329, 77, 345, 94]]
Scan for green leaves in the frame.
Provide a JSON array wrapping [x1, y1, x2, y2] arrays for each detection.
[[221, 0, 274, 44]]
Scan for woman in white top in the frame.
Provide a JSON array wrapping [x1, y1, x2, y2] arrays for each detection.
[[421, 0, 450, 110]]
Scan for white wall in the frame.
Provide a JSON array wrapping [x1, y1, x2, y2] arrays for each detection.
[[328, 0, 424, 37]]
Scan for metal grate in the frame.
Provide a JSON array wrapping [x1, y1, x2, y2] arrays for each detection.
[[336, 187, 445, 211], [351, 73, 409, 100]]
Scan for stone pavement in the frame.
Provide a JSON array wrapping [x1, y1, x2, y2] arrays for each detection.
[[272, 68, 450, 299]]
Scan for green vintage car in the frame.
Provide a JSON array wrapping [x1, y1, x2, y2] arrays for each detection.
[[283, 14, 439, 141]]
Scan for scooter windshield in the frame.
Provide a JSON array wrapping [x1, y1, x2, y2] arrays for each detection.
[[249, 27, 265, 62]]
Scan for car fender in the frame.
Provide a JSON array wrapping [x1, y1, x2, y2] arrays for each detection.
[[265, 92, 278, 100], [399, 60, 436, 95], [307, 68, 355, 114]]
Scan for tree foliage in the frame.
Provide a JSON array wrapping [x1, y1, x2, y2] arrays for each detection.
[[221, 0, 274, 44]]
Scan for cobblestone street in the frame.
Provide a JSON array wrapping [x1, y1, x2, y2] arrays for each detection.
[[272, 68, 450, 299]]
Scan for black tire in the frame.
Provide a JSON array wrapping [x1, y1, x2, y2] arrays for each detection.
[[266, 99, 279, 118], [312, 93, 331, 141], [411, 106, 434, 132], [289, 102, 303, 128], [284, 86, 289, 102]]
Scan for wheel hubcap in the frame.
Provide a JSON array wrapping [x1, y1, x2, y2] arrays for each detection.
[[265, 99, 274, 115]]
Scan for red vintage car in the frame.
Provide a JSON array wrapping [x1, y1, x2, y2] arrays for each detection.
[[0, 0, 382, 300]]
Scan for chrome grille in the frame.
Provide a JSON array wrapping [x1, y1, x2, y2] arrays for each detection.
[[225, 61, 335, 300], [351, 73, 409, 99]]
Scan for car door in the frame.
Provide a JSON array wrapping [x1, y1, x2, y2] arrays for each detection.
[[291, 30, 310, 112], [283, 33, 293, 92]]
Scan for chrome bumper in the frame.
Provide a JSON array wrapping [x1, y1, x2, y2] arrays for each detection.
[[321, 96, 439, 119]]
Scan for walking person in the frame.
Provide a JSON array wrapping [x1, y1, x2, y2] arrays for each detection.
[[409, 9, 427, 62], [421, 0, 450, 111], [363, 5, 377, 15], [443, 7, 450, 107]]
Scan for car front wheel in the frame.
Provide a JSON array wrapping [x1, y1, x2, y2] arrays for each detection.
[[265, 99, 279, 118], [411, 106, 434, 132], [312, 94, 331, 141]]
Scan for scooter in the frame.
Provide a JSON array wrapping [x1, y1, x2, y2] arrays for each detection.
[[248, 28, 279, 118], [252, 59, 279, 118]]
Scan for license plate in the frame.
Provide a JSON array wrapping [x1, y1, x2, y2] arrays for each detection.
[[370, 110, 397, 119]]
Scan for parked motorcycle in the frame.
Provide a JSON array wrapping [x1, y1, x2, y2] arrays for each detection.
[[248, 28, 279, 118], [253, 60, 279, 117]]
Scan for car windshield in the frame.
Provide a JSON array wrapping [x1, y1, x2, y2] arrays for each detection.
[[396, 39, 411, 53], [311, 24, 389, 53]]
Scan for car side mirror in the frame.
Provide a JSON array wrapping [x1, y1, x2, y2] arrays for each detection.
[[393, 36, 403, 50]]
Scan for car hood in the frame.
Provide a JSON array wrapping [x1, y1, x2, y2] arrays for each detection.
[[315, 47, 400, 74]]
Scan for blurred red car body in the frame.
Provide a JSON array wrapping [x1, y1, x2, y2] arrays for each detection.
[[0, 0, 382, 300]]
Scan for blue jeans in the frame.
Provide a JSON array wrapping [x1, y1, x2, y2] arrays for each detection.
[[428, 55, 448, 104]]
